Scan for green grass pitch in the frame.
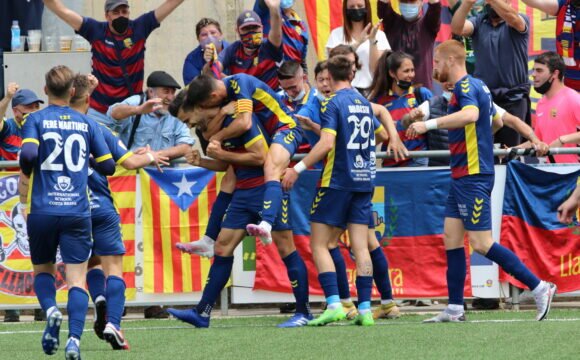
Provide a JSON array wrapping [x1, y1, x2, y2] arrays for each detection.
[[1, 309, 579, 359]]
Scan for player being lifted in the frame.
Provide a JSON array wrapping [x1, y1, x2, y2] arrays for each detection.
[[68, 74, 168, 350], [18, 65, 116, 359], [283, 55, 379, 326], [168, 104, 312, 328], [407, 40, 556, 323]]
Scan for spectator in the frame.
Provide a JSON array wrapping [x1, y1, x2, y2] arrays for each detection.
[[108, 71, 194, 158], [0, 85, 44, 161], [368, 51, 432, 167], [530, 52, 580, 163], [182, 18, 230, 85], [378, 0, 441, 90], [326, 0, 390, 92], [217, 1, 283, 90], [521, 0, 580, 92], [254, 0, 309, 72], [451, 0, 531, 148], [448, 0, 486, 74], [42, 0, 185, 127]]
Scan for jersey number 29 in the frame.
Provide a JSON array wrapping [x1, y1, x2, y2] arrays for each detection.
[[347, 115, 374, 150]]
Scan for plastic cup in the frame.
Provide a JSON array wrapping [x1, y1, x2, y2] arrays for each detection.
[[45, 36, 58, 52], [27, 36, 41, 52], [59, 36, 73, 51], [73, 35, 89, 51]]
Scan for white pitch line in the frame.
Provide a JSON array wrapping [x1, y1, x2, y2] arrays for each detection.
[[1, 317, 579, 335]]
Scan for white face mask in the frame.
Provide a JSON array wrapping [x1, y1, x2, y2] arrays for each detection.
[[289, 88, 306, 102], [442, 91, 453, 102]]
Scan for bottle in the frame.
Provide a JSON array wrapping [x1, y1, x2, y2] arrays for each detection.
[[11, 21, 21, 52]]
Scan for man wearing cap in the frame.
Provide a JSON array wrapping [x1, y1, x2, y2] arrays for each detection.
[[108, 71, 194, 159], [0, 83, 44, 161], [216, 0, 284, 90], [42, 0, 185, 128]]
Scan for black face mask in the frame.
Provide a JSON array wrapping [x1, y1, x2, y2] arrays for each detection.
[[484, 4, 500, 20], [534, 77, 554, 95], [112, 16, 129, 34], [346, 8, 367, 22], [397, 80, 412, 91]]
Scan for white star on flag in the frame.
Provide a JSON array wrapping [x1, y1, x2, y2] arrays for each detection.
[[173, 174, 197, 197]]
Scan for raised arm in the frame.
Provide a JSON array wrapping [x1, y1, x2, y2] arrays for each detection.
[[265, 0, 282, 48], [487, 0, 527, 33], [520, 0, 560, 16], [154, 0, 185, 23], [42, 0, 83, 31], [451, 0, 475, 37], [0, 83, 19, 133]]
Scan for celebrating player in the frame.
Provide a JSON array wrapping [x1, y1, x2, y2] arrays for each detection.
[[18, 65, 116, 359], [407, 40, 557, 323]]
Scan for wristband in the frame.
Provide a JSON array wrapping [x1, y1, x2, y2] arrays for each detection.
[[425, 119, 438, 131], [293, 161, 307, 174], [146, 152, 155, 163]]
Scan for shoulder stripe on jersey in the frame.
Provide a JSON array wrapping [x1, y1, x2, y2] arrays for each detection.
[[252, 88, 296, 128], [321, 128, 337, 136], [465, 123, 480, 175], [22, 138, 40, 145], [116, 151, 134, 165], [95, 153, 113, 163]]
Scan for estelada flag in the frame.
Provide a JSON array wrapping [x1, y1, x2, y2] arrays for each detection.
[[255, 169, 473, 298], [500, 162, 580, 293], [140, 167, 219, 294], [108, 168, 138, 300]]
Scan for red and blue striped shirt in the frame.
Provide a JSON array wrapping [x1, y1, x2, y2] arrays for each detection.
[[77, 11, 160, 114], [0, 118, 22, 161]]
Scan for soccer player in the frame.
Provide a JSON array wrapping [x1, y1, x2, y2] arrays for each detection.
[[407, 40, 557, 323], [69, 74, 168, 349], [18, 65, 116, 359], [283, 55, 378, 326], [168, 105, 312, 328], [183, 73, 302, 245]]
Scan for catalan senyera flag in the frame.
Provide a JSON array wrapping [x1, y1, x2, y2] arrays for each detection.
[[108, 168, 138, 300], [141, 167, 221, 294]]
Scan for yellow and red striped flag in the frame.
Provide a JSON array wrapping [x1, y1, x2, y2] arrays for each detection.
[[108, 168, 138, 300], [141, 167, 221, 294]]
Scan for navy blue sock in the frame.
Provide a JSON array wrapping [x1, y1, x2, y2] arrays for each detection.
[[485, 243, 540, 290], [206, 191, 233, 240], [282, 251, 310, 315], [105, 276, 126, 330], [356, 276, 373, 311], [329, 247, 350, 300], [370, 247, 393, 300], [67, 287, 89, 340], [196, 255, 234, 316], [260, 181, 282, 225], [33, 273, 57, 313], [318, 272, 339, 301], [86, 268, 106, 303], [446, 248, 467, 305]]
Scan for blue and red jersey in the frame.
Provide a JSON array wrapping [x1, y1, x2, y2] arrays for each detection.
[[89, 125, 133, 217], [447, 75, 498, 179], [319, 88, 377, 192], [373, 86, 432, 166], [219, 40, 283, 90], [556, 0, 580, 91], [21, 105, 112, 217], [223, 73, 297, 137], [222, 114, 269, 190], [0, 118, 22, 161], [77, 11, 160, 114]]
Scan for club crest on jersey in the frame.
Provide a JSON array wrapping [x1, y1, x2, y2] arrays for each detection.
[[354, 155, 366, 169], [124, 38, 133, 49], [55, 176, 74, 192]]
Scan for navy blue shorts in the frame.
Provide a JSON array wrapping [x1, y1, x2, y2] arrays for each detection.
[[444, 174, 494, 231], [222, 185, 292, 232], [92, 212, 125, 256], [310, 188, 372, 229], [271, 127, 303, 157], [27, 214, 92, 265]]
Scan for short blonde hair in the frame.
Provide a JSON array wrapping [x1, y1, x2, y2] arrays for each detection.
[[45, 65, 75, 99], [435, 40, 466, 63]]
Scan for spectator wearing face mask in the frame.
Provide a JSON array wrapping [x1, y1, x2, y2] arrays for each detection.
[[326, 0, 391, 93], [378, 0, 441, 90], [107, 71, 194, 158], [183, 18, 230, 85], [43, 0, 185, 129]]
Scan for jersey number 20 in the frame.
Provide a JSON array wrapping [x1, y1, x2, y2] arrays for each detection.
[[40, 132, 87, 172]]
